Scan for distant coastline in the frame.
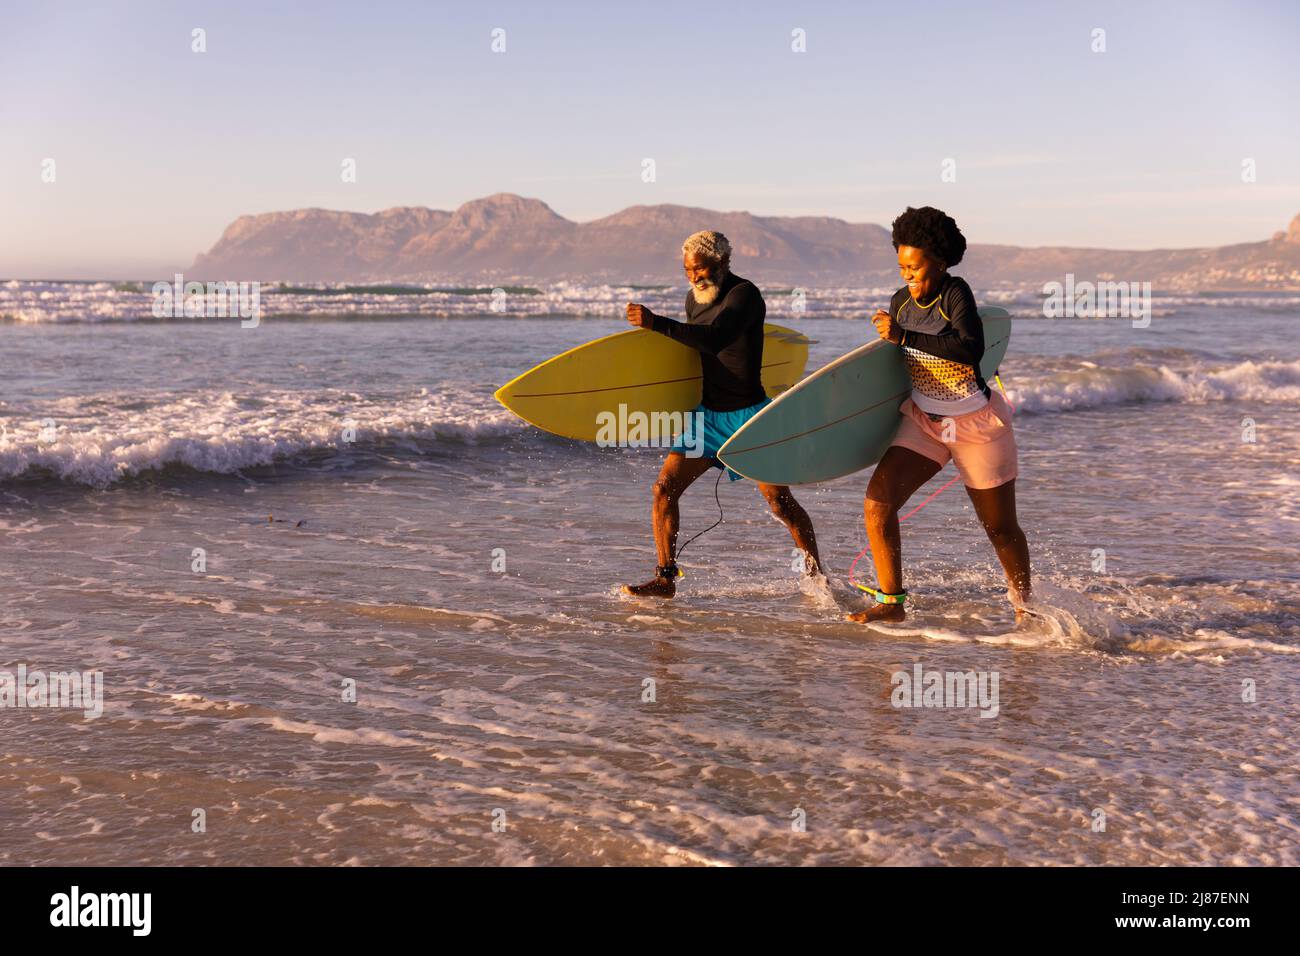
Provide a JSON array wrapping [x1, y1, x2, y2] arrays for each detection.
[[186, 193, 1300, 292]]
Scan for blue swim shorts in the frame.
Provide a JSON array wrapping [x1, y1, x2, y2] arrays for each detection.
[[668, 397, 772, 482]]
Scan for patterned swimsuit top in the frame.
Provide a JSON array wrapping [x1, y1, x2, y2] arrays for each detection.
[[893, 278, 989, 417]]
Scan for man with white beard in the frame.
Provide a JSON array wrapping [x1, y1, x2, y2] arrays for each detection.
[[622, 230, 823, 597]]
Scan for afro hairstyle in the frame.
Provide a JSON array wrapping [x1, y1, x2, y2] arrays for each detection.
[[890, 206, 967, 268]]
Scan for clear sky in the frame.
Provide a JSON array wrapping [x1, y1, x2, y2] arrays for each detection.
[[3, 0, 1298, 276]]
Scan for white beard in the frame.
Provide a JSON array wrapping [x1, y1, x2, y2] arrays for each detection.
[[691, 273, 726, 307]]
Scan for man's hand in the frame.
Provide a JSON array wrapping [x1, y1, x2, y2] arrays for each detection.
[[626, 303, 653, 328], [872, 308, 901, 344]]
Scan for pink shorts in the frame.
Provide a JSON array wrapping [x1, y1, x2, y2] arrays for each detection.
[[890, 389, 1019, 490]]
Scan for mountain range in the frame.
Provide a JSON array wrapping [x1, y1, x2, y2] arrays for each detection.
[[190, 193, 1300, 290]]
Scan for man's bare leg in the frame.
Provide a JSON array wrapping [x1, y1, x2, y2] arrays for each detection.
[[622, 452, 718, 598], [757, 482, 823, 575]]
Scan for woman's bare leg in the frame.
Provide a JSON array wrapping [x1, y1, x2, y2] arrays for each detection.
[[965, 479, 1032, 619], [847, 446, 942, 624]]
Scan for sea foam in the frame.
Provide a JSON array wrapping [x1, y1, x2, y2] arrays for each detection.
[[0, 387, 523, 486], [1005, 358, 1300, 413]]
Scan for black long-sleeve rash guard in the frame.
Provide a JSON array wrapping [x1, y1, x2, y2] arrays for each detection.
[[888, 273, 985, 366], [648, 272, 767, 412]]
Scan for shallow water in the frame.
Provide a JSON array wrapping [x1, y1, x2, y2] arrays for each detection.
[[1, 291, 1297, 864]]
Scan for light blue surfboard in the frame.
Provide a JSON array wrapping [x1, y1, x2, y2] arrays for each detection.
[[716, 308, 1011, 485]]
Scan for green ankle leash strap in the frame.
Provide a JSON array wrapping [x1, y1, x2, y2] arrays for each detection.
[[852, 583, 909, 605]]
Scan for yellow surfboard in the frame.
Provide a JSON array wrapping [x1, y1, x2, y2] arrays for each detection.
[[494, 324, 811, 442]]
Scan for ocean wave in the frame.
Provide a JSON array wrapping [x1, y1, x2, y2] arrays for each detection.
[[0, 279, 706, 324], [0, 279, 645, 323], [1004, 358, 1300, 413], [0, 388, 523, 486], [3, 354, 1293, 485], [8, 279, 1296, 324], [0, 279, 920, 324]]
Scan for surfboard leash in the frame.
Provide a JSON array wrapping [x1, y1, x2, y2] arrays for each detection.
[[995, 372, 1014, 411], [673, 466, 725, 569], [847, 472, 963, 593]]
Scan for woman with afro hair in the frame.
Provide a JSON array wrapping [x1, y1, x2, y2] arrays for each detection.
[[848, 206, 1032, 624]]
